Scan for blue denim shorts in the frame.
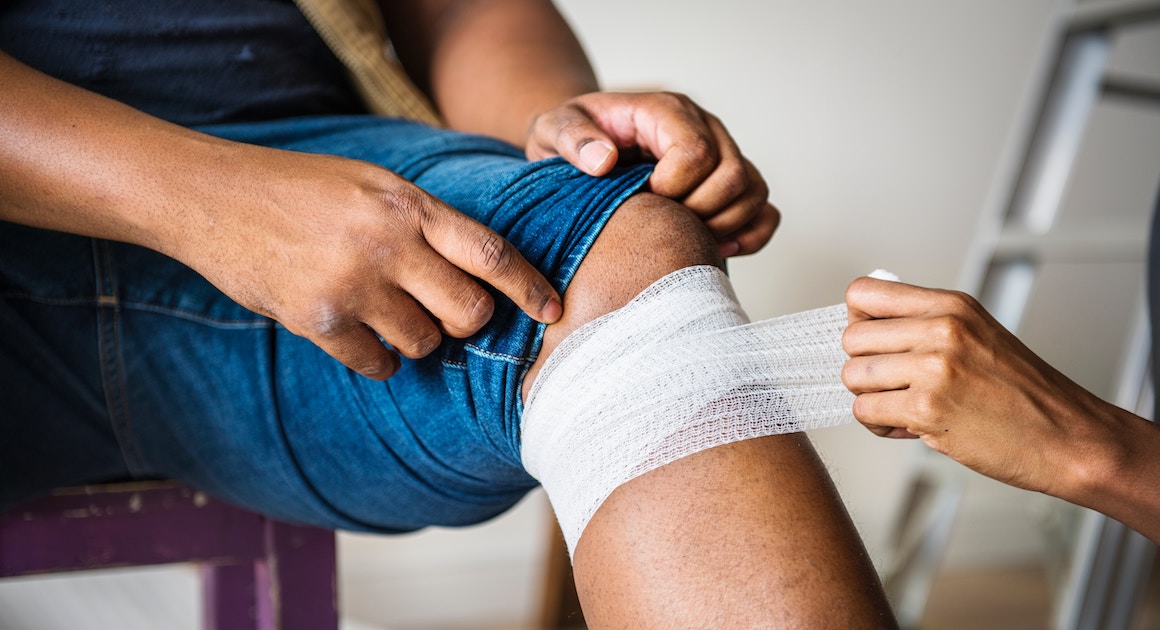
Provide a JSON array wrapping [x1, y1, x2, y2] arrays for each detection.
[[0, 116, 652, 532]]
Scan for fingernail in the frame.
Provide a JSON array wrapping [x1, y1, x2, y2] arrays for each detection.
[[718, 241, 741, 257], [540, 297, 563, 324], [579, 141, 614, 173]]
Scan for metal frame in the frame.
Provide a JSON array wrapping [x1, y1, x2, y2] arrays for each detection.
[[1055, 292, 1156, 630], [886, 0, 1160, 626]]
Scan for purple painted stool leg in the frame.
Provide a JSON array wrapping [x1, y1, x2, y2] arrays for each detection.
[[258, 520, 338, 630], [1, 483, 339, 630], [202, 563, 258, 630]]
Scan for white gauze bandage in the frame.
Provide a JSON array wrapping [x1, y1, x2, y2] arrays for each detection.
[[522, 265, 889, 556]]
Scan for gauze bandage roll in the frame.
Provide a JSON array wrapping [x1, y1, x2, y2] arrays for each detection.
[[522, 265, 866, 556]]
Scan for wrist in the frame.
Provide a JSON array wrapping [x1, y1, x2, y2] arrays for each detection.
[[117, 131, 243, 260], [1061, 398, 1151, 515]]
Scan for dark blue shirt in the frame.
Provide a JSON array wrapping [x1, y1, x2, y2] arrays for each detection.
[[0, 0, 366, 126]]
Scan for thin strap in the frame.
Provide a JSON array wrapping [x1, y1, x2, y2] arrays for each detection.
[[293, 0, 443, 126]]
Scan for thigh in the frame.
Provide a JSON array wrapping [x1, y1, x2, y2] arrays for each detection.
[[1, 117, 654, 532], [0, 227, 127, 506]]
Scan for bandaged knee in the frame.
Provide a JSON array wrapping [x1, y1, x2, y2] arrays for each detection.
[[521, 265, 873, 557]]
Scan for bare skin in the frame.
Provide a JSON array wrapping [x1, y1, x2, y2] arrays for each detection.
[[523, 196, 897, 628], [0, 0, 777, 377], [843, 277, 1160, 543], [0, 50, 562, 380], [383, 0, 780, 257], [3, 0, 887, 623]]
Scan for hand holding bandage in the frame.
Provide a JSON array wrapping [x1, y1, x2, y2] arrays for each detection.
[[842, 277, 1133, 505]]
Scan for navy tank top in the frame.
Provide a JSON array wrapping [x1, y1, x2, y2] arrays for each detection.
[[0, 0, 367, 126]]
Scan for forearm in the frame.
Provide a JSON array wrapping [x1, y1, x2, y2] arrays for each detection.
[[1070, 400, 1160, 543], [0, 51, 239, 257], [382, 0, 598, 145]]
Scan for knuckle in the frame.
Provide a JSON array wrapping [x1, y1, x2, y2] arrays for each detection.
[[910, 391, 939, 420], [458, 288, 494, 333], [555, 110, 591, 139], [543, 105, 598, 152], [681, 132, 716, 164], [841, 323, 867, 356], [397, 328, 443, 359], [848, 275, 875, 297], [935, 290, 980, 319], [851, 394, 871, 423], [472, 231, 513, 276], [660, 90, 694, 109], [715, 161, 750, 201], [379, 184, 431, 227], [751, 166, 771, 198], [840, 360, 858, 389], [948, 289, 980, 310], [840, 326, 856, 353], [736, 213, 778, 254], [920, 352, 955, 386], [929, 314, 970, 351], [301, 301, 352, 339], [765, 200, 781, 222], [355, 354, 397, 379]]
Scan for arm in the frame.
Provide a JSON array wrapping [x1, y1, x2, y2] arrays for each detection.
[[0, 51, 561, 378], [842, 277, 1160, 543], [380, 0, 596, 145], [381, 0, 780, 256]]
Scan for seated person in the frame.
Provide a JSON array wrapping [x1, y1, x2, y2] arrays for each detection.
[[0, 0, 896, 625]]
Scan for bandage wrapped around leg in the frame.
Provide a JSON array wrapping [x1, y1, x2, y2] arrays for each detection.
[[521, 265, 859, 556]]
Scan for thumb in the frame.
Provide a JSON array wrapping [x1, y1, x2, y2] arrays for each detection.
[[527, 105, 618, 176]]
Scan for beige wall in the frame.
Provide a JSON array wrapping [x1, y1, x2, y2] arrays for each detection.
[[340, 2, 1073, 628], [15, 2, 1158, 629], [555, 0, 1062, 568]]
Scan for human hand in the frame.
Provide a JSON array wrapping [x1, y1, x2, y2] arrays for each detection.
[[172, 146, 562, 381], [840, 276, 1121, 497], [525, 91, 780, 257]]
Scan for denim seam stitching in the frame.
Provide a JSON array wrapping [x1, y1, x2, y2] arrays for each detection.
[[92, 241, 147, 476], [0, 293, 271, 329], [462, 343, 536, 365]]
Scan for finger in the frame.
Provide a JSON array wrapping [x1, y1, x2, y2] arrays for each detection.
[[527, 104, 619, 176], [639, 94, 722, 200], [310, 322, 402, 381], [846, 276, 965, 322], [842, 354, 916, 395], [850, 390, 921, 437], [703, 199, 759, 241], [361, 292, 446, 359], [700, 160, 770, 238], [421, 204, 563, 324], [842, 317, 930, 357], [859, 420, 921, 440], [716, 201, 781, 257], [675, 116, 750, 217], [398, 252, 496, 338]]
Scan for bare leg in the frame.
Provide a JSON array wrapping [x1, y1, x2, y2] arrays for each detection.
[[523, 193, 896, 628]]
